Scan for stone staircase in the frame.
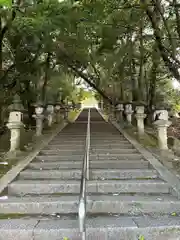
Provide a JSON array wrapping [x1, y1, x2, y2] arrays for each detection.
[[0, 108, 180, 239]]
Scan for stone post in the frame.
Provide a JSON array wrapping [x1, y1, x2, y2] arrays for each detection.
[[116, 104, 124, 122], [64, 105, 69, 121], [33, 102, 44, 136], [135, 106, 147, 135], [46, 104, 54, 127], [7, 94, 24, 153], [125, 104, 133, 125], [54, 103, 61, 124], [60, 106, 65, 120], [110, 105, 116, 120], [154, 110, 172, 150], [7, 117, 24, 152], [100, 100, 104, 110]]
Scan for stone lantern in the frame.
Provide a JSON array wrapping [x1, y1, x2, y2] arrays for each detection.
[[54, 100, 61, 124], [64, 100, 71, 121], [135, 106, 147, 135], [33, 101, 44, 136], [154, 109, 171, 150], [46, 101, 55, 127], [116, 103, 124, 122], [7, 94, 24, 153], [98, 99, 103, 110], [125, 103, 133, 125]]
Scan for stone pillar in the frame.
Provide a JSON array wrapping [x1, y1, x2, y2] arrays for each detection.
[[110, 105, 116, 120], [7, 94, 24, 154], [55, 107, 61, 123], [116, 104, 124, 122], [33, 105, 44, 136], [135, 106, 146, 135], [154, 110, 171, 150], [7, 112, 24, 152], [64, 106, 69, 121], [125, 104, 133, 125], [60, 107, 65, 120], [54, 102, 61, 124], [46, 104, 54, 127], [100, 100, 104, 110]]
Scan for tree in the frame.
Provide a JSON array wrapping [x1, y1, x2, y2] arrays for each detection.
[[0, 0, 180, 127]]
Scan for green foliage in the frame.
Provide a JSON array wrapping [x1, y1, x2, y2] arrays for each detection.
[[0, 0, 11, 7], [1, 0, 180, 126], [63, 237, 69, 240], [139, 236, 145, 240]]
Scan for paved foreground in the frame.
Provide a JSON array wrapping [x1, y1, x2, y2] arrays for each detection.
[[0, 109, 180, 239]]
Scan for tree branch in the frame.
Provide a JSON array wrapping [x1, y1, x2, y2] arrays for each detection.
[[141, 0, 180, 81]]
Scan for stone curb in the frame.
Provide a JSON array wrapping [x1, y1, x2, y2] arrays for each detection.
[[0, 110, 81, 194], [98, 109, 180, 199]]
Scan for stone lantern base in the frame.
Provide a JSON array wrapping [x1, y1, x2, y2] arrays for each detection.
[[6, 121, 24, 158], [154, 119, 172, 150]]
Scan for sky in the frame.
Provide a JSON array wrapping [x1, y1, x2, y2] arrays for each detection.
[[172, 78, 180, 89]]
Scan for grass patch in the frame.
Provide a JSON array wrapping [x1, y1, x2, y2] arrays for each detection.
[[0, 128, 35, 152], [0, 213, 28, 219], [0, 128, 35, 178], [68, 109, 80, 122], [125, 127, 157, 148], [135, 177, 155, 180]]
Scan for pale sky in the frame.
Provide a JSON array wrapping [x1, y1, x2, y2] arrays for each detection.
[[172, 78, 180, 89]]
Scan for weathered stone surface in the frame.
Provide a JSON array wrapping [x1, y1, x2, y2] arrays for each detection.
[[0, 217, 180, 240], [0, 195, 180, 215], [20, 169, 159, 180], [8, 179, 169, 195], [1, 108, 180, 239], [0, 219, 38, 240], [29, 160, 149, 170]]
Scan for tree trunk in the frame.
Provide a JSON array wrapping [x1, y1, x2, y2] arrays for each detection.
[[131, 59, 138, 102], [153, 0, 176, 57], [147, 44, 160, 124], [0, 16, 2, 80], [173, 0, 180, 40], [141, 0, 180, 80], [138, 19, 144, 101], [129, 35, 138, 102], [42, 52, 51, 103]]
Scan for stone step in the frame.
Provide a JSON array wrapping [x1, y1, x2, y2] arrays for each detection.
[[39, 150, 141, 156], [0, 216, 180, 240], [39, 149, 138, 155], [54, 137, 126, 140], [29, 160, 149, 169], [91, 149, 138, 154], [47, 144, 133, 149], [57, 133, 123, 136], [8, 179, 169, 195], [50, 140, 129, 144], [0, 195, 179, 215], [35, 155, 145, 161], [89, 147, 135, 151], [20, 169, 158, 180], [54, 135, 86, 137]]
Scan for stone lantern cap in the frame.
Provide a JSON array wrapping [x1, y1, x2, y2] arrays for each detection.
[[8, 94, 24, 112], [55, 100, 61, 111], [136, 105, 145, 114], [55, 100, 61, 105], [116, 104, 124, 111], [34, 100, 44, 107], [125, 103, 133, 113]]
